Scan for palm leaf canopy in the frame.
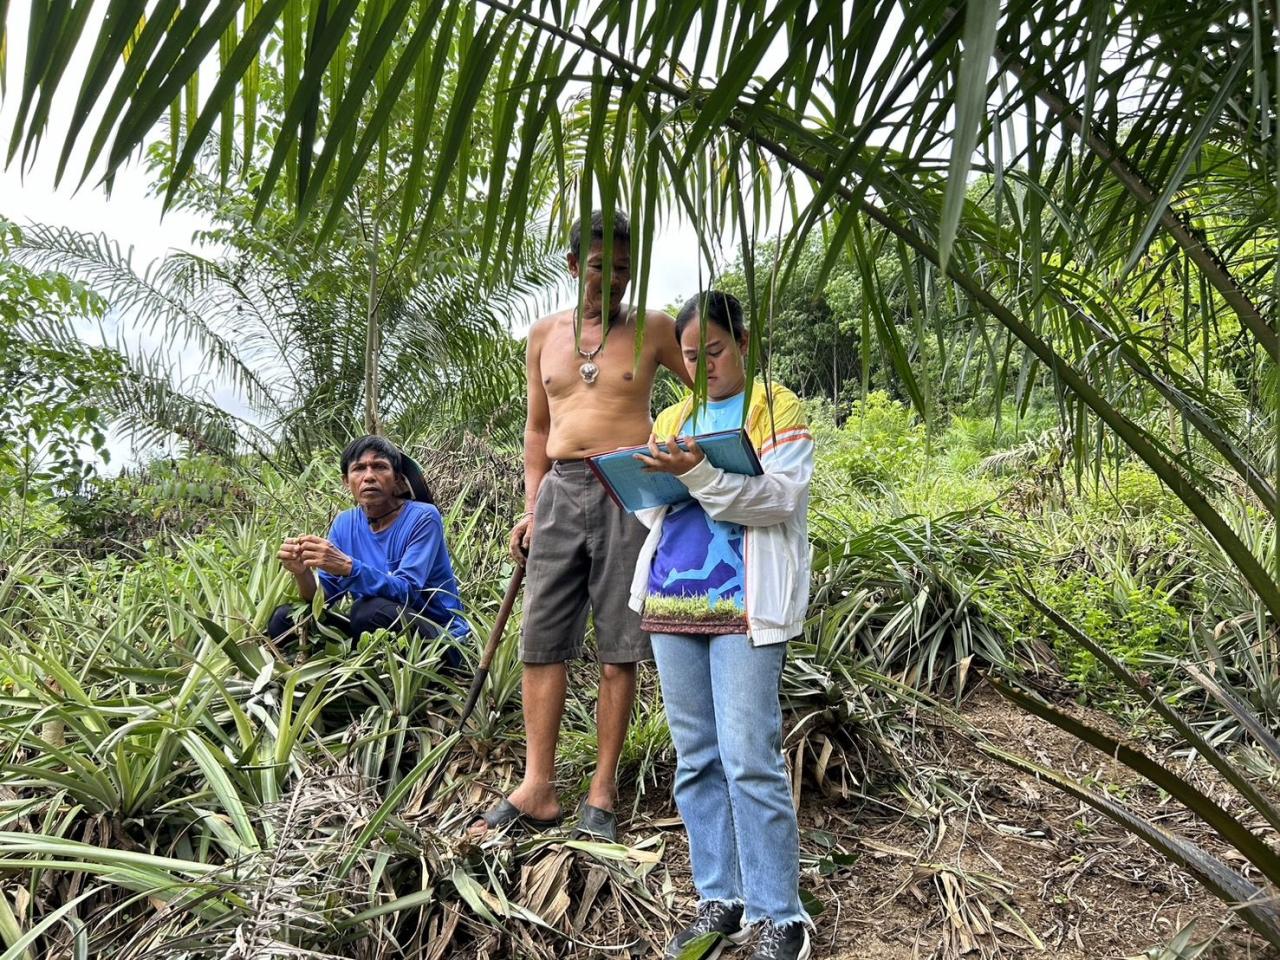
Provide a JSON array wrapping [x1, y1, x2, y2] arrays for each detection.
[[3, 0, 1278, 600]]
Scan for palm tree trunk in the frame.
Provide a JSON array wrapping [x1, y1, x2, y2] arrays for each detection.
[[363, 216, 382, 437]]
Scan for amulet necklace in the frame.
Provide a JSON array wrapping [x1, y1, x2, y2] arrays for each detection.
[[366, 500, 403, 526], [574, 308, 614, 384]]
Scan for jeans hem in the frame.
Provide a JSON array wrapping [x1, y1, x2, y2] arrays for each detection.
[[745, 910, 812, 929], [701, 896, 745, 909]]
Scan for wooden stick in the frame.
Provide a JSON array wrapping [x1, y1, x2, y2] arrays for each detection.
[[421, 563, 525, 812], [458, 564, 526, 725]]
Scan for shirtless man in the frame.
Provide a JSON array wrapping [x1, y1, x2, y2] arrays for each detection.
[[471, 210, 691, 841]]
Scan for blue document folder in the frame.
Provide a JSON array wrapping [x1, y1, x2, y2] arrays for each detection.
[[586, 428, 763, 513]]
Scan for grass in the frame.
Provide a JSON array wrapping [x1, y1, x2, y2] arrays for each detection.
[[640, 593, 744, 620]]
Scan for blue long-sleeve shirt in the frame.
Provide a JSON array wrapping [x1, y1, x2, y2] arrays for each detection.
[[318, 501, 468, 638]]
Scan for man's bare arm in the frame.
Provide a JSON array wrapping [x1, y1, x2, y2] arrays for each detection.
[[294, 569, 318, 602], [513, 321, 552, 559], [523, 321, 553, 510], [651, 310, 694, 388]]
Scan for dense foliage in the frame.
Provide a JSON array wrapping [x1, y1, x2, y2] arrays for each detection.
[[8, 26, 561, 464], [2, 392, 1277, 954], [3, 0, 1280, 955]]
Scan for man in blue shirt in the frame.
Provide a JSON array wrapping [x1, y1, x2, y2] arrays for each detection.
[[268, 436, 468, 654]]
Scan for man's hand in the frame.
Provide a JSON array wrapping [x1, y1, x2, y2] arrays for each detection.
[[509, 514, 533, 564], [634, 433, 705, 475], [295, 535, 354, 577], [278, 537, 310, 575]]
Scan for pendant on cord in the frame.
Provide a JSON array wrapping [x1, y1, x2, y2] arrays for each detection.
[[573, 307, 607, 386]]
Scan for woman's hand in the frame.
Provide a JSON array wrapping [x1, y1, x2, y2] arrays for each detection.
[[634, 433, 705, 475], [295, 535, 354, 577]]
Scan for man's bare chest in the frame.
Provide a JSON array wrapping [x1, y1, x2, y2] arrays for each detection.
[[540, 325, 657, 404]]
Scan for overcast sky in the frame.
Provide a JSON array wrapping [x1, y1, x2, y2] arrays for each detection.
[[0, 3, 730, 469], [1, 149, 711, 467]]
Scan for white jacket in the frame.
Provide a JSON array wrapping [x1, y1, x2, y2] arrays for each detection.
[[629, 383, 814, 645]]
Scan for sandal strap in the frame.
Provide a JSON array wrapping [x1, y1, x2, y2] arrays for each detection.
[[481, 798, 561, 829], [573, 800, 618, 840]]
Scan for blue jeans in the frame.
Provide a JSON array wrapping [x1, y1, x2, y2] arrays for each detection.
[[651, 632, 806, 926]]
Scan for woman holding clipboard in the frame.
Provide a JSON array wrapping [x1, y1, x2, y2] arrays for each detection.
[[630, 290, 814, 960]]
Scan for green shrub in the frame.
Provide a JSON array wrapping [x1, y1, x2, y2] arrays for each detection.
[[828, 390, 927, 490], [994, 567, 1185, 691], [809, 508, 1023, 694], [54, 455, 250, 553], [1085, 462, 1186, 519], [942, 412, 1020, 459], [940, 404, 1060, 475], [802, 395, 845, 450], [896, 473, 998, 515]]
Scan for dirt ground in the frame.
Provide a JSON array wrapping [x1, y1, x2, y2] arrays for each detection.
[[610, 681, 1277, 960]]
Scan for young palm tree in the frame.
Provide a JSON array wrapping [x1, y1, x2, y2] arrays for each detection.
[[12, 215, 556, 459]]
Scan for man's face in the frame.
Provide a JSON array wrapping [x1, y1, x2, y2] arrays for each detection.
[[569, 238, 631, 318], [344, 451, 400, 508]]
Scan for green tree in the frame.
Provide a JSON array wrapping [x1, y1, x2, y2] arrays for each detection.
[[714, 233, 984, 412], [12, 19, 563, 459], [0, 219, 120, 511]]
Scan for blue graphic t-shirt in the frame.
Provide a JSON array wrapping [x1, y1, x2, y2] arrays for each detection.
[[647, 392, 748, 614]]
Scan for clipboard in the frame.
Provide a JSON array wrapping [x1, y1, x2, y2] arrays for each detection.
[[586, 428, 762, 513]]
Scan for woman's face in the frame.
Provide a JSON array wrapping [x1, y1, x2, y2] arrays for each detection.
[[680, 314, 748, 400]]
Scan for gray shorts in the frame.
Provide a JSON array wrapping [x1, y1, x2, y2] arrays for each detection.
[[519, 459, 651, 664]]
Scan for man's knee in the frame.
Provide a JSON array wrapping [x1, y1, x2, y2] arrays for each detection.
[[268, 604, 296, 640], [600, 661, 637, 685], [522, 659, 569, 679], [349, 599, 402, 638]]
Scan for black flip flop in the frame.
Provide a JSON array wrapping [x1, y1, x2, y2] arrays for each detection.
[[473, 798, 563, 835], [570, 799, 618, 843]]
